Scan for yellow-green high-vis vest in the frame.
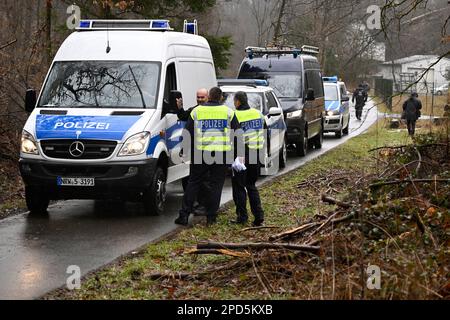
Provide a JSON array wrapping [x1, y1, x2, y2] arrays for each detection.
[[235, 108, 265, 150], [191, 105, 235, 152]]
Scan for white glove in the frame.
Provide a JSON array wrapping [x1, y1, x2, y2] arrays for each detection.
[[232, 157, 247, 172]]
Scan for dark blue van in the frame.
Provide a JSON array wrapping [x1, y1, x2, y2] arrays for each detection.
[[238, 46, 325, 157]]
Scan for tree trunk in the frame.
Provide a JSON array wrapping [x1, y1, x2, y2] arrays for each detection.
[[45, 0, 52, 65], [273, 0, 287, 43]]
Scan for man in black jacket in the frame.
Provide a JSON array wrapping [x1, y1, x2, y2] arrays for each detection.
[[402, 92, 422, 136], [231, 91, 267, 227], [175, 87, 240, 226], [177, 88, 208, 122], [352, 85, 367, 120], [176, 88, 209, 215]]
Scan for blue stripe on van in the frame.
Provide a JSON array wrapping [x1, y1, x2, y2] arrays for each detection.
[[35, 115, 141, 140], [166, 121, 186, 150]]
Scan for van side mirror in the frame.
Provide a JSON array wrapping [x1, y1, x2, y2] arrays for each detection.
[[341, 96, 350, 102], [164, 90, 182, 115], [25, 89, 37, 113], [305, 88, 315, 101], [269, 107, 282, 117]]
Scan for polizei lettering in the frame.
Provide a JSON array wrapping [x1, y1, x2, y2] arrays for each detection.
[[54, 121, 111, 130], [200, 119, 227, 131]]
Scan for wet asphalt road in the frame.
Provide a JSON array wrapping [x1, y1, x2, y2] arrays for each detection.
[[0, 102, 378, 300]]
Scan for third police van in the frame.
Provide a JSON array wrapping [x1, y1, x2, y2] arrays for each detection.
[[19, 20, 216, 216]]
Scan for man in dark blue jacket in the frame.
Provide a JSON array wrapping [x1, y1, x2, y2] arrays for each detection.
[[402, 92, 422, 136]]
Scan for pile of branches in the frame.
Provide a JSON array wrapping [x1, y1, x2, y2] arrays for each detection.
[[150, 132, 449, 300]]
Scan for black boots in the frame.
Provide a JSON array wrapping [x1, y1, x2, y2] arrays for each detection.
[[206, 216, 217, 226], [175, 215, 189, 226], [253, 219, 264, 227]]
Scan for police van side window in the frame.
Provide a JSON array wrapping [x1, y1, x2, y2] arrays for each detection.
[[162, 63, 177, 117], [164, 63, 177, 102], [305, 70, 324, 98], [265, 92, 277, 114]]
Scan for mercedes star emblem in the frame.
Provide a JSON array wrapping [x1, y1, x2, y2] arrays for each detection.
[[69, 141, 85, 158]]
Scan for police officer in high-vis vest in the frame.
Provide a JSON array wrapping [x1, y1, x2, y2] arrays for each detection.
[[175, 87, 239, 226], [231, 91, 266, 227]]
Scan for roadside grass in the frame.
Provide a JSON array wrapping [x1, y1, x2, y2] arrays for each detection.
[[377, 94, 447, 117], [49, 121, 412, 300]]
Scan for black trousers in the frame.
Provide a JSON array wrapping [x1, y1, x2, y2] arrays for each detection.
[[231, 164, 264, 223], [182, 175, 209, 208], [179, 164, 227, 218], [407, 120, 416, 135], [355, 105, 364, 119]]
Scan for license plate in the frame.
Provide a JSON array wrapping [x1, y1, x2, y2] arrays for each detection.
[[57, 177, 95, 187]]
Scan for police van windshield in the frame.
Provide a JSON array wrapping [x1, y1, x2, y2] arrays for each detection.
[[324, 85, 339, 101], [266, 74, 301, 98], [223, 92, 264, 112], [39, 61, 160, 109]]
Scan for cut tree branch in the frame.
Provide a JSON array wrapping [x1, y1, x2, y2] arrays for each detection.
[[370, 179, 450, 189], [197, 241, 321, 254], [0, 39, 17, 50], [321, 195, 352, 209]]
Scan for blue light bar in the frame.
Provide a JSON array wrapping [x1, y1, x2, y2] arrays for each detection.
[[323, 76, 338, 83], [183, 20, 198, 35], [79, 20, 91, 28], [245, 45, 319, 59], [218, 79, 269, 87], [151, 20, 169, 29], [76, 20, 173, 31], [254, 80, 269, 86], [186, 23, 195, 34]]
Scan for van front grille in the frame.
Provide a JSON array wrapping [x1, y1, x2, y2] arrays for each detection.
[[43, 165, 112, 177], [40, 140, 117, 160]]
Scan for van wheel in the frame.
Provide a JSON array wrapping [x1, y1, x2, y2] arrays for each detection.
[[26, 187, 49, 216], [335, 119, 343, 138], [143, 167, 167, 216], [313, 123, 324, 149], [296, 128, 308, 157], [279, 137, 287, 169]]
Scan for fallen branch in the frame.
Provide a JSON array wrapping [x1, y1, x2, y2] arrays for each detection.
[[321, 195, 352, 209], [0, 39, 17, 50], [369, 143, 448, 153], [147, 272, 197, 281], [147, 261, 244, 280], [252, 255, 272, 298], [186, 248, 250, 258], [331, 212, 358, 224], [242, 226, 281, 232], [197, 241, 321, 254], [413, 146, 422, 176], [370, 179, 450, 189], [268, 222, 321, 242], [309, 212, 340, 238]]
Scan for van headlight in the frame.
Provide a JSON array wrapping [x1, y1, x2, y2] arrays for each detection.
[[21, 130, 39, 155], [327, 110, 341, 116], [118, 132, 151, 157], [287, 110, 302, 119]]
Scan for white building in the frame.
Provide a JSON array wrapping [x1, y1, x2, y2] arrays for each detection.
[[376, 55, 450, 93]]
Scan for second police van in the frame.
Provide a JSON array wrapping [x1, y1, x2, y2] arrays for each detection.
[[19, 20, 216, 216], [323, 76, 351, 138], [238, 45, 325, 157]]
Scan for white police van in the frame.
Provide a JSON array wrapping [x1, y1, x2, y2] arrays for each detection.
[[323, 76, 350, 138], [19, 20, 217, 215]]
